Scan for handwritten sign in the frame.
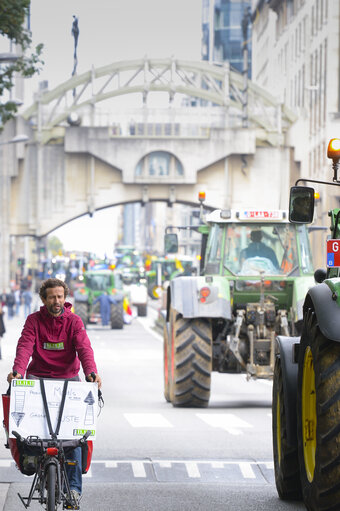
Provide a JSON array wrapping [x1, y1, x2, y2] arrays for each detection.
[[9, 380, 98, 440]]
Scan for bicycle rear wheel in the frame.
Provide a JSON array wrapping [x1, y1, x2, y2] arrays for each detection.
[[46, 463, 57, 511]]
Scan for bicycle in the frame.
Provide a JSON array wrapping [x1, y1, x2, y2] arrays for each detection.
[[13, 429, 91, 510], [3, 373, 103, 510]]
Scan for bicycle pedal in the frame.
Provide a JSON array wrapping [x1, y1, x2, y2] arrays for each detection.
[[65, 460, 78, 466]]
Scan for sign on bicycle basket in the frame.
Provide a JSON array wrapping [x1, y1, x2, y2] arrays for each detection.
[[9, 380, 98, 440]]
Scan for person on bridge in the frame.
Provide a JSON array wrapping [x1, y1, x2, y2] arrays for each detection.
[[241, 229, 279, 268], [7, 278, 102, 508], [93, 291, 112, 326]]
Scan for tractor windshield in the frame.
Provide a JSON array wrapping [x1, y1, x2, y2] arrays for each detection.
[[205, 223, 313, 276], [86, 273, 112, 290]]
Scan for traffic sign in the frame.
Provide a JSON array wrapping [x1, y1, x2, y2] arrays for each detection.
[[327, 239, 340, 267]]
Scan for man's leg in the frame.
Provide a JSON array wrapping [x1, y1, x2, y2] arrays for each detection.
[[66, 446, 82, 494]]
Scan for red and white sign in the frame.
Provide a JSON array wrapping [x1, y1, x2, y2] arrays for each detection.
[[238, 210, 283, 220], [327, 239, 340, 267]]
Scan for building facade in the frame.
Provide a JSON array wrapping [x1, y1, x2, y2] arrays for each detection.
[[202, 0, 252, 75], [251, 0, 340, 266]]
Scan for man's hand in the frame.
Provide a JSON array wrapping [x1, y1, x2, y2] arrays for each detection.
[[7, 372, 22, 384], [87, 373, 102, 389]]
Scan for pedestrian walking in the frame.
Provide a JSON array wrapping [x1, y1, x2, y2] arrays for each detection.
[[93, 291, 111, 326], [0, 303, 6, 360], [6, 290, 15, 319], [14, 288, 21, 316], [22, 288, 33, 318]]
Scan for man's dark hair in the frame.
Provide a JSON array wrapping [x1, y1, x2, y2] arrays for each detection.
[[39, 278, 69, 300]]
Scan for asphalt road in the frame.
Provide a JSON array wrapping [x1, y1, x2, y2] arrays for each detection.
[[0, 303, 306, 510]]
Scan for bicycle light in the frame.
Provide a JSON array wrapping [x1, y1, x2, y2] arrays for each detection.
[[46, 447, 58, 456]]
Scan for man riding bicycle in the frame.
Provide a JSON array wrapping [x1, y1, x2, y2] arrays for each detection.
[[7, 278, 102, 508]]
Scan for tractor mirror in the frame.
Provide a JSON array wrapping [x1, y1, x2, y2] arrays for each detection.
[[164, 233, 178, 254], [289, 186, 315, 224]]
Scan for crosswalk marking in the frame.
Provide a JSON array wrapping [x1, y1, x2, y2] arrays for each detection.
[[196, 413, 253, 435], [124, 413, 173, 428], [1, 458, 275, 484], [184, 462, 200, 478], [239, 462, 256, 479]]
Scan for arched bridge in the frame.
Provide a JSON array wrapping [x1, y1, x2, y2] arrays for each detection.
[[0, 57, 298, 288]]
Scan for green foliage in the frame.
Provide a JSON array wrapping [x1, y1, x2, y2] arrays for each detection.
[[48, 236, 63, 256], [0, 0, 44, 128]]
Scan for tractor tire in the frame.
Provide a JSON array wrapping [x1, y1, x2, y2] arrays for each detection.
[[137, 304, 147, 317], [148, 284, 161, 300], [163, 317, 171, 402], [272, 356, 302, 500], [111, 302, 124, 329], [169, 307, 212, 407], [297, 307, 340, 510], [74, 302, 88, 328]]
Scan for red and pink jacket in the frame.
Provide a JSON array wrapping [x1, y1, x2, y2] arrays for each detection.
[[13, 302, 97, 379]]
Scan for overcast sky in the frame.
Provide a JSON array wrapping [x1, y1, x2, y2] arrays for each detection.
[[29, 0, 202, 97], [26, 0, 202, 256]]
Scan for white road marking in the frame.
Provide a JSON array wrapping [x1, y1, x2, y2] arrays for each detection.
[[184, 462, 200, 478], [196, 413, 253, 435], [131, 460, 147, 478], [239, 462, 256, 479], [124, 413, 173, 428], [0, 460, 11, 467]]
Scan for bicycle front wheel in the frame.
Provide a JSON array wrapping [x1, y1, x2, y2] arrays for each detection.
[[46, 463, 57, 511]]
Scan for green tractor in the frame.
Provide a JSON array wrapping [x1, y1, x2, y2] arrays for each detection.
[[163, 204, 315, 408], [73, 269, 124, 329], [146, 256, 196, 299], [272, 138, 340, 510]]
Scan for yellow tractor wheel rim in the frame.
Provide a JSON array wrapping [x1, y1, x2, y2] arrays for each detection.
[[302, 346, 316, 482], [276, 391, 282, 466]]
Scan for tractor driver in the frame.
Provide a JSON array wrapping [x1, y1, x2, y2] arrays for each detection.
[[241, 229, 279, 268]]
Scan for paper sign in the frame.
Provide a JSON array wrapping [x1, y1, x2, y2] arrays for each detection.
[[9, 380, 98, 440]]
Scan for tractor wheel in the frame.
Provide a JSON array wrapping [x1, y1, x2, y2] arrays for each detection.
[[137, 304, 147, 317], [148, 284, 161, 300], [74, 302, 88, 328], [272, 356, 302, 500], [169, 308, 212, 407], [111, 302, 124, 329], [297, 307, 340, 510], [163, 316, 171, 402]]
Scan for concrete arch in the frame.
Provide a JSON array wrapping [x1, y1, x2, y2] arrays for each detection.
[[135, 150, 184, 178], [22, 57, 296, 144]]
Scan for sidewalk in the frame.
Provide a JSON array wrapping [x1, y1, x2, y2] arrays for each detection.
[[0, 301, 40, 509]]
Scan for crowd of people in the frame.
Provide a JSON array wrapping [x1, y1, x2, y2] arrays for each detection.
[[0, 280, 34, 341]]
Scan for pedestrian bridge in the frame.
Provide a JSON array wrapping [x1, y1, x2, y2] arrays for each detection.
[[0, 57, 298, 288]]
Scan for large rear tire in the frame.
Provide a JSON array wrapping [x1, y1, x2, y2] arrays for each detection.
[[169, 308, 212, 407], [74, 302, 88, 328], [272, 356, 302, 500], [137, 303, 147, 317], [297, 307, 340, 510], [46, 463, 57, 511], [111, 302, 124, 329], [163, 316, 171, 402]]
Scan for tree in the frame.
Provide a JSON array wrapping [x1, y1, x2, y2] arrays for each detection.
[[0, 0, 43, 127], [48, 236, 64, 257]]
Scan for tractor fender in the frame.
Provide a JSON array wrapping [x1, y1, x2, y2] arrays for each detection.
[[167, 276, 232, 320], [305, 282, 340, 341], [276, 335, 300, 447]]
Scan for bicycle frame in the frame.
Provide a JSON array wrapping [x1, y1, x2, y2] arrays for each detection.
[[14, 433, 85, 510]]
